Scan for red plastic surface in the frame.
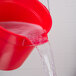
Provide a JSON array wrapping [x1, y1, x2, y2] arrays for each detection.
[[0, 0, 52, 70]]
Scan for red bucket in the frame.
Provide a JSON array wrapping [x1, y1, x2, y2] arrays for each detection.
[[0, 0, 52, 70]]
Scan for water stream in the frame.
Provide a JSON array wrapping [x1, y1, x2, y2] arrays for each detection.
[[36, 42, 57, 76]]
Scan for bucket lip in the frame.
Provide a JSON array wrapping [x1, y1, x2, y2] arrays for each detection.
[[0, 25, 49, 46], [0, 26, 34, 46]]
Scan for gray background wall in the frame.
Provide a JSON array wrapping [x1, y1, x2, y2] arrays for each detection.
[[0, 0, 76, 76], [48, 0, 76, 76]]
